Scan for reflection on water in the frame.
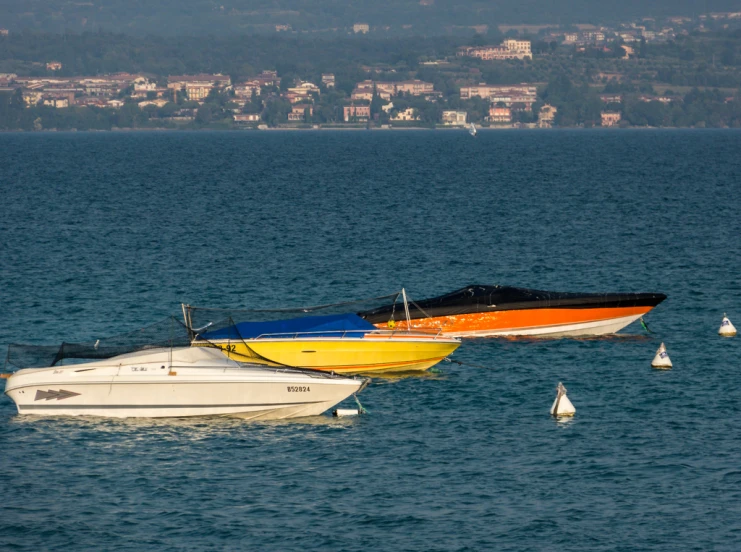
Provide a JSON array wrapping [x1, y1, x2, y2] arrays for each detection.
[[3, 409, 363, 445]]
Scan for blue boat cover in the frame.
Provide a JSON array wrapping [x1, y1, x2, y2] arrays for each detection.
[[197, 313, 377, 341]]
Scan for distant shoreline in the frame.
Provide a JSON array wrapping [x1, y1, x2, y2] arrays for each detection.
[[2, 126, 737, 133]]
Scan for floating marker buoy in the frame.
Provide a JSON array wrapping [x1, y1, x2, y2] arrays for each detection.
[[719, 314, 737, 337], [333, 408, 360, 417], [550, 382, 575, 417], [651, 342, 672, 369]]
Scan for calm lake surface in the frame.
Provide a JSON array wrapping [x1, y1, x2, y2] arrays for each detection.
[[1, 129, 740, 551]]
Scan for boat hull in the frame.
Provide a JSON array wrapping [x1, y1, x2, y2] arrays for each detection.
[[4, 349, 364, 419], [382, 308, 651, 338], [360, 286, 666, 338], [5, 381, 358, 419], [199, 337, 460, 374]]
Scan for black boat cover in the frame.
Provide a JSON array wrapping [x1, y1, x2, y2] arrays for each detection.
[[359, 285, 667, 323]]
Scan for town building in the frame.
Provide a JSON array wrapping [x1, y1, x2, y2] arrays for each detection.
[[583, 31, 606, 43], [619, 32, 639, 42], [459, 84, 537, 111], [396, 80, 434, 95], [131, 77, 167, 99], [353, 23, 370, 34], [391, 108, 418, 121], [167, 74, 231, 101], [254, 71, 279, 88], [22, 87, 75, 107], [287, 81, 320, 96], [502, 39, 532, 56], [488, 106, 512, 124], [234, 81, 262, 99], [234, 113, 261, 124], [344, 105, 370, 122], [46, 62, 63, 71], [442, 111, 467, 126], [0, 28, 9, 36], [638, 95, 675, 104], [538, 104, 557, 128], [43, 97, 69, 108], [23, 90, 57, 106], [165, 108, 195, 121], [601, 111, 621, 126], [275, 24, 291, 32], [351, 87, 379, 101], [283, 92, 309, 104], [354, 79, 434, 98], [75, 75, 137, 98], [288, 104, 313, 122], [321, 74, 336, 88], [457, 40, 532, 60], [138, 99, 169, 109], [76, 97, 108, 108], [599, 94, 623, 104]]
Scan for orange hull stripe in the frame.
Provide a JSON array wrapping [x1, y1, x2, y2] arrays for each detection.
[[310, 355, 447, 371], [378, 306, 654, 333]]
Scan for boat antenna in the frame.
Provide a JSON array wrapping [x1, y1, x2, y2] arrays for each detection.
[[401, 288, 412, 329]]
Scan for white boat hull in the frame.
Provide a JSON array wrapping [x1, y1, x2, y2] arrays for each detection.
[[4, 348, 364, 420], [444, 313, 644, 338]]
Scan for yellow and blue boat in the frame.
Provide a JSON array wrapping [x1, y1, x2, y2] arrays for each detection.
[[191, 313, 460, 374]]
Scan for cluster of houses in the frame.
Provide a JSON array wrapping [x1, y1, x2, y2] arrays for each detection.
[[0, 43, 710, 128], [0, 72, 147, 109], [457, 40, 533, 61], [0, 68, 671, 127], [549, 12, 741, 48], [2, 66, 561, 126]]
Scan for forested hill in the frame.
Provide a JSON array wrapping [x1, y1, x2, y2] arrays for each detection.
[[1, 0, 740, 35]]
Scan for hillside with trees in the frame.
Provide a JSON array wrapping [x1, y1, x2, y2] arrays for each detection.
[[2, 0, 741, 35]]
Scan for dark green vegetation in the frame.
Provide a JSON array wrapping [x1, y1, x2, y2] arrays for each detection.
[[0, 32, 466, 84], [1, 0, 740, 35]]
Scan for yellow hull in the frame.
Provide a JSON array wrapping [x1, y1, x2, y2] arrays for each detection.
[[195, 337, 460, 374]]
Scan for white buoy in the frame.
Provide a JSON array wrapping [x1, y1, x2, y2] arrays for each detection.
[[550, 382, 575, 417], [333, 408, 360, 417], [651, 342, 672, 369], [719, 314, 737, 337]]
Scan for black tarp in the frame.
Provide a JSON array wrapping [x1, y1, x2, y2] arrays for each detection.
[[359, 285, 667, 323]]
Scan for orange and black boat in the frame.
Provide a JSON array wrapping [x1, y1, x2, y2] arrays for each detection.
[[359, 285, 666, 338]]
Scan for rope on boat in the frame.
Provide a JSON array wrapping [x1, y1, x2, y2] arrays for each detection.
[[353, 394, 368, 414], [640, 317, 653, 333], [409, 298, 434, 320]]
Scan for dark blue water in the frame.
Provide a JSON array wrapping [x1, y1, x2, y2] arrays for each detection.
[[1, 130, 740, 551]]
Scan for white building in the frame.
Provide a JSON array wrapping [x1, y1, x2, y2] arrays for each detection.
[[502, 39, 532, 56], [391, 108, 418, 121], [457, 40, 532, 60], [442, 111, 467, 126]]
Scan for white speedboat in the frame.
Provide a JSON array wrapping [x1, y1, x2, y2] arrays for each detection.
[[3, 347, 367, 420]]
